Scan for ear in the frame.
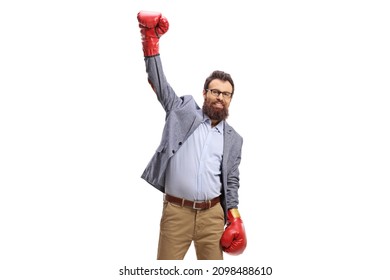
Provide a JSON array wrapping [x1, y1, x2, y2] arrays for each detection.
[[202, 89, 207, 99]]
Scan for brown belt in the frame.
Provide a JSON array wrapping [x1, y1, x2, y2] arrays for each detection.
[[165, 194, 220, 210]]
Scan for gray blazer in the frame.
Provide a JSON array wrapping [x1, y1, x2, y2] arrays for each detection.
[[141, 55, 243, 220]]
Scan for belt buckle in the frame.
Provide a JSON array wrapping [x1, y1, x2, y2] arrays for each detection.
[[192, 200, 203, 210], [193, 200, 212, 210]]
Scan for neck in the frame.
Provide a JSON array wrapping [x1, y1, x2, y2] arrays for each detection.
[[211, 119, 221, 127]]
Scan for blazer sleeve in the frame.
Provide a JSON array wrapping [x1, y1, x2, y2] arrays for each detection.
[[223, 126, 244, 211], [144, 55, 183, 114], [226, 137, 243, 210]]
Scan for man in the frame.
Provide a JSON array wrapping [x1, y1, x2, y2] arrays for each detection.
[[137, 11, 247, 260]]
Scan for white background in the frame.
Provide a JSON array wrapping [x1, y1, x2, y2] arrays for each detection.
[[1, 0, 389, 279]]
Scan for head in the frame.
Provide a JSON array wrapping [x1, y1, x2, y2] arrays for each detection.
[[202, 70, 234, 124]]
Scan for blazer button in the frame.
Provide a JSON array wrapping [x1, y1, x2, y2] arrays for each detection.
[[172, 150, 175, 154], [178, 142, 182, 145]]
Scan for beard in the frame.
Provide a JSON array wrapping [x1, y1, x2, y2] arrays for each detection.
[[202, 97, 229, 122]]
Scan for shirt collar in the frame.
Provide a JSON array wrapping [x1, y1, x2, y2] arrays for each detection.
[[203, 114, 224, 134]]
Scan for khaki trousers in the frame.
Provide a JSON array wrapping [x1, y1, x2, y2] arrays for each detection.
[[157, 201, 225, 260]]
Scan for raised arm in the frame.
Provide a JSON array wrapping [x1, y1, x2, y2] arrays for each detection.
[[137, 11, 182, 113]]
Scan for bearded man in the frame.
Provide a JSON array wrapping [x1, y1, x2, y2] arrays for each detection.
[[137, 11, 247, 260]]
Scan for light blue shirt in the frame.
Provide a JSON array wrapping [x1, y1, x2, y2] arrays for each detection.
[[165, 115, 224, 201]]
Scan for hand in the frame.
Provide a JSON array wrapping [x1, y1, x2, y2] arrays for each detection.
[[137, 11, 169, 57], [220, 208, 247, 255]]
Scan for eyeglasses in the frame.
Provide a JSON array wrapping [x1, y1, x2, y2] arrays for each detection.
[[206, 89, 232, 99]]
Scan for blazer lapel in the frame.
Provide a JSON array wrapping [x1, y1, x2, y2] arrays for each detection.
[[185, 109, 203, 141]]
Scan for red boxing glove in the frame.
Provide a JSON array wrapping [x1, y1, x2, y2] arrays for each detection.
[[220, 209, 247, 255], [137, 11, 169, 57]]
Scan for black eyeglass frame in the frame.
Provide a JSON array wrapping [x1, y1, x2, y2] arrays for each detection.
[[206, 88, 233, 99]]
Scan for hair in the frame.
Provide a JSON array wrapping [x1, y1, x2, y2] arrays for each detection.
[[203, 70, 235, 96]]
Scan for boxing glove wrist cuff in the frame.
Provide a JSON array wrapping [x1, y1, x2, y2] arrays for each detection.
[[229, 208, 241, 219]]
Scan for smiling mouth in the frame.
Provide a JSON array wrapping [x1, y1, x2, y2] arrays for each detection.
[[213, 102, 224, 109]]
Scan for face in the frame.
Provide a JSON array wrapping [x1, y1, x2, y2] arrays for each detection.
[[202, 79, 233, 122]]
